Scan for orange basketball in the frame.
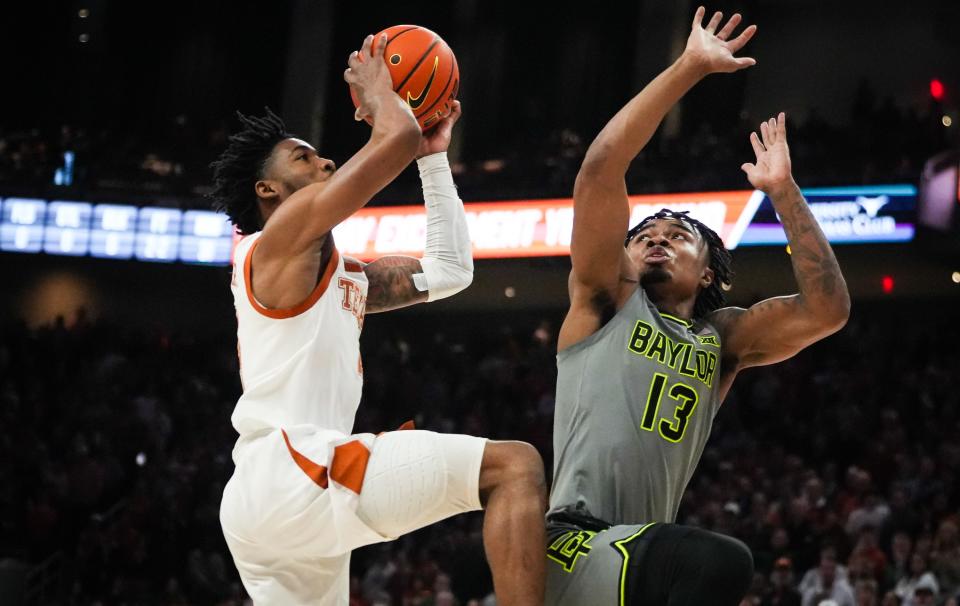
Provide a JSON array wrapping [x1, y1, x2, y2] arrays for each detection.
[[349, 25, 460, 131]]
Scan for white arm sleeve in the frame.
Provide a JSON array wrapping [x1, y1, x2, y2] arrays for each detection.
[[412, 152, 474, 301]]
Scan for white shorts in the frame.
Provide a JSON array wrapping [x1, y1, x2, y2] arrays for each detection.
[[220, 426, 487, 605]]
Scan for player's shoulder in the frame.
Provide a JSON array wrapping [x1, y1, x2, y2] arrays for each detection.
[[703, 306, 747, 339], [231, 231, 262, 267]]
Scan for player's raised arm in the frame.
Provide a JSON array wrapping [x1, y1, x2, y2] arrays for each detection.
[[256, 33, 421, 265], [570, 7, 757, 295], [361, 101, 474, 313], [710, 113, 850, 371]]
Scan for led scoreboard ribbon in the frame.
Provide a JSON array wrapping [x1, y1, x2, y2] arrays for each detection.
[[0, 199, 235, 265], [0, 185, 916, 266]]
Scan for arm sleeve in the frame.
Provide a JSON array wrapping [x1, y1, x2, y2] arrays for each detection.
[[411, 152, 474, 301]]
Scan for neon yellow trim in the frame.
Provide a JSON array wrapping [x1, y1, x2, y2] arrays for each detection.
[[548, 531, 573, 551], [660, 313, 692, 327], [546, 530, 596, 573], [614, 523, 657, 606]]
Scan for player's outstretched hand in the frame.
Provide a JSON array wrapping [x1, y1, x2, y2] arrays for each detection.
[[684, 6, 757, 74], [741, 112, 796, 196], [417, 101, 462, 158], [344, 34, 394, 123]]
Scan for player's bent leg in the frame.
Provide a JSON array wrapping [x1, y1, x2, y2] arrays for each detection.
[[644, 525, 753, 606], [355, 433, 546, 605], [478, 440, 547, 606], [355, 430, 486, 538]]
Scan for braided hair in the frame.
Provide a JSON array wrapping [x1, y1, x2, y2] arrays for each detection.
[[209, 108, 292, 235], [625, 208, 734, 319]]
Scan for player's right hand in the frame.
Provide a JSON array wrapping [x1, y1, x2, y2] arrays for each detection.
[[741, 112, 797, 197], [344, 34, 394, 123], [683, 6, 757, 75]]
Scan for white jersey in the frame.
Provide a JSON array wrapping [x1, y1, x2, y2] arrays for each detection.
[[230, 232, 368, 447]]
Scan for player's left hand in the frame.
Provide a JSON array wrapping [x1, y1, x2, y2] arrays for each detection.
[[684, 7, 757, 75], [741, 112, 797, 196], [416, 100, 462, 158]]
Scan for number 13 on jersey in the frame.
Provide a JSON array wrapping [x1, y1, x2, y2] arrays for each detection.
[[640, 373, 699, 443]]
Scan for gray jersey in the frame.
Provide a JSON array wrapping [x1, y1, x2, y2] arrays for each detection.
[[549, 287, 724, 524]]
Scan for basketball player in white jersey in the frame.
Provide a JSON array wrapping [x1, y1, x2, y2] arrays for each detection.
[[211, 34, 546, 605]]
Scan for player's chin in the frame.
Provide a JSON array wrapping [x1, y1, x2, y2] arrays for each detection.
[[640, 266, 672, 286]]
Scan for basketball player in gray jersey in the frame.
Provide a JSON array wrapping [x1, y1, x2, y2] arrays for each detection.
[[546, 7, 850, 605]]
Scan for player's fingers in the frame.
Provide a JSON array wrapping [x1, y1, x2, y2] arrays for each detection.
[[344, 68, 356, 84], [734, 57, 757, 70], [760, 121, 772, 148], [692, 6, 706, 29], [778, 112, 787, 139], [347, 51, 361, 69], [741, 162, 755, 174], [705, 11, 723, 34], [359, 35, 373, 60], [717, 13, 741, 40], [750, 131, 765, 157], [448, 100, 462, 121], [727, 24, 757, 52], [372, 33, 387, 58]]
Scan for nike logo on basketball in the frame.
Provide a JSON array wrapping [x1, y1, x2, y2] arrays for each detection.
[[407, 56, 439, 110]]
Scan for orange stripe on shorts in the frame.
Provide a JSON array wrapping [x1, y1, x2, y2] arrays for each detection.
[[330, 440, 371, 494], [281, 429, 329, 489]]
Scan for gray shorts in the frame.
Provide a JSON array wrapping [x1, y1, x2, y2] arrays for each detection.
[[546, 520, 658, 605]]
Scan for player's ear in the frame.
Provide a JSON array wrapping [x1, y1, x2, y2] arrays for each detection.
[[255, 179, 280, 202], [700, 266, 715, 289]]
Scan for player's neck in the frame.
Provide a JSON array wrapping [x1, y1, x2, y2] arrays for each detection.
[[644, 286, 696, 322]]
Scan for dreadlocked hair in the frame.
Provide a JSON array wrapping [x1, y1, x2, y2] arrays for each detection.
[[209, 108, 292, 235], [625, 208, 734, 319]]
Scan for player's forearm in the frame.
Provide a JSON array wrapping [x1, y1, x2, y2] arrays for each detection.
[[412, 152, 473, 301], [772, 182, 850, 324], [369, 94, 421, 153], [580, 53, 707, 179]]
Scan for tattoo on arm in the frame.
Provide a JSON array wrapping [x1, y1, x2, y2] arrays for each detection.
[[364, 256, 428, 314], [774, 186, 847, 307]]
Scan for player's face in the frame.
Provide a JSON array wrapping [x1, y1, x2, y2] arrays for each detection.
[[626, 218, 713, 299], [265, 138, 337, 199]]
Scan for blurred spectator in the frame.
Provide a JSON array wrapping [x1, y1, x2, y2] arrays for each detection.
[[910, 576, 938, 606], [931, 520, 960, 597], [848, 528, 888, 584], [887, 532, 913, 586], [800, 548, 850, 597], [801, 554, 856, 606], [763, 557, 802, 606], [894, 554, 939, 606], [854, 578, 879, 606], [847, 496, 891, 536]]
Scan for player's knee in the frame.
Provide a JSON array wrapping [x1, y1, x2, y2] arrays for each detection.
[[704, 534, 753, 595], [481, 441, 546, 494], [503, 441, 546, 486]]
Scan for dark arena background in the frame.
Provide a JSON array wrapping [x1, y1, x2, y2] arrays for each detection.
[[2, 1, 960, 605]]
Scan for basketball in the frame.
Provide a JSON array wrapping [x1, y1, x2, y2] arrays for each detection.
[[350, 25, 460, 131]]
